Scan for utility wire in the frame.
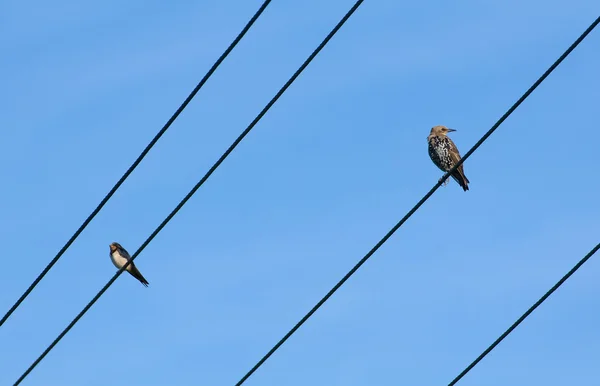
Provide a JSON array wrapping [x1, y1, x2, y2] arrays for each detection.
[[0, 0, 273, 328], [447, 241, 600, 386], [233, 15, 600, 386], [14, 1, 364, 384]]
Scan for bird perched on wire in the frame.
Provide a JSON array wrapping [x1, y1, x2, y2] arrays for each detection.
[[109, 242, 149, 287], [427, 125, 470, 191]]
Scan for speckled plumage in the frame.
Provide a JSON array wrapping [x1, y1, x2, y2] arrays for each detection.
[[427, 125, 470, 191]]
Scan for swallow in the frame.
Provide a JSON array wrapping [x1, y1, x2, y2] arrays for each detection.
[[109, 242, 149, 287]]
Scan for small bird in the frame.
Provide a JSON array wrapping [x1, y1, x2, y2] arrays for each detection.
[[427, 125, 470, 191], [109, 242, 149, 287]]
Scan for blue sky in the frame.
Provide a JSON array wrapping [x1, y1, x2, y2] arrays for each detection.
[[1, 0, 599, 385]]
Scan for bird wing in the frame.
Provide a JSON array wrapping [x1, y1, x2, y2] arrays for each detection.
[[448, 138, 463, 165], [447, 137, 470, 188], [128, 263, 149, 287], [117, 245, 132, 260]]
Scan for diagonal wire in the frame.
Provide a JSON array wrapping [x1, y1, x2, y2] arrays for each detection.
[[13, 1, 365, 384], [233, 15, 600, 386], [0, 0, 273, 328], [447, 241, 600, 386]]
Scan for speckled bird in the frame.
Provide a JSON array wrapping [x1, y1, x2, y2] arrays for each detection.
[[427, 125, 470, 191], [109, 242, 149, 287]]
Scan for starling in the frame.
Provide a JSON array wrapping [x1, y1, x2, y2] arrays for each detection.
[[427, 125, 470, 191]]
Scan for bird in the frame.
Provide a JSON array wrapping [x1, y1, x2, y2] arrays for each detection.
[[109, 242, 149, 287], [427, 125, 470, 191]]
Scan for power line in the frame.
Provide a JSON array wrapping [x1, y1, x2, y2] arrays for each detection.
[[13, 1, 365, 384], [0, 0, 273, 329], [232, 15, 600, 386], [447, 241, 600, 386]]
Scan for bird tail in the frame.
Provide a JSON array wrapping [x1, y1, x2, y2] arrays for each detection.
[[128, 264, 149, 287], [451, 167, 470, 191]]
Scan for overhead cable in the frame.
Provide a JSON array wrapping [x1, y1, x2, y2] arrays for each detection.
[[233, 15, 600, 386], [14, 1, 364, 384], [0, 0, 273, 328]]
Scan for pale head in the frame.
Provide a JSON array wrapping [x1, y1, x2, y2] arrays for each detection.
[[428, 125, 456, 140], [430, 125, 456, 135]]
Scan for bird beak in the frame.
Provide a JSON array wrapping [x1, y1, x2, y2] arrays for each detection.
[[447, 128, 456, 132]]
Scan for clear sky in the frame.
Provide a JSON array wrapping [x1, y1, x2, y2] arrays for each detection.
[[1, 1, 599, 385]]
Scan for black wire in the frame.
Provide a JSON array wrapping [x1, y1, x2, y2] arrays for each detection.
[[232, 15, 600, 386], [0, 0, 273, 329], [13, 1, 364, 383], [447, 242, 600, 385]]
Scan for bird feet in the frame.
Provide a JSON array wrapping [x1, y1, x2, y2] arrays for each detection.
[[438, 177, 449, 186]]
